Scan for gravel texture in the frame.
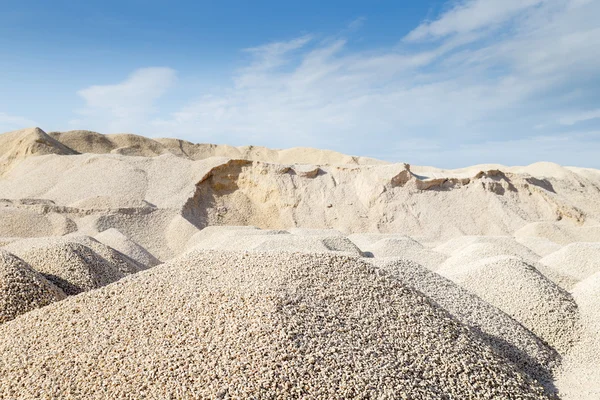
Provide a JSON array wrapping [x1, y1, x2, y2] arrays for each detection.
[[371, 257, 560, 395], [438, 255, 581, 355], [0, 251, 550, 399], [0, 250, 66, 324]]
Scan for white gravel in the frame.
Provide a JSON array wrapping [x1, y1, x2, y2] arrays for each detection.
[[0, 251, 549, 399], [0, 250, 65, 324]]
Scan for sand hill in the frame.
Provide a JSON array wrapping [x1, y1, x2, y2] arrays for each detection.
[[1, 127, 599, 398]]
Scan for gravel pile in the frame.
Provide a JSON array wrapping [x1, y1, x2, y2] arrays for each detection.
[[358, 237, 447, 269], [0, 251, 549, 399], [439, 255, 580, 354], [3, 235, 147, 275], [187, 227, 363, 256], [435, 236, 540, 261], [554, 272, 600, 399], [4, 242, 125, 295], [539, 243, 600, 288], [515, 236, 563, 257], [371, 258, 560, 393], [0, 250, 66, 324], [95, 228, 161, 267], [437, 242, 540, 272], [515, 222, 600, 245]]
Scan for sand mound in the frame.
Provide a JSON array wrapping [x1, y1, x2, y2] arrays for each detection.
[[48, 131, 169, 157], [372, 258, 559, 393], [539, 243, 600, 285], [0, 208, 77, 237], [3, 241, 125, 295], [95, 228, 161, 267], [515, 222, 600, 245], [0, 250, 66, 324], [439, 255, 580, 354], [185, 226, 284, 251], [0, 127, 76, 174], [516, 236, 563, 257], [49, 130, 386, 165], [0, 252, 549, 399], [287, 228, 345, 236]]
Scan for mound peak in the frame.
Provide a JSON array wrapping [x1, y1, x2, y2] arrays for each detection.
[[0, 252, 550, 399]]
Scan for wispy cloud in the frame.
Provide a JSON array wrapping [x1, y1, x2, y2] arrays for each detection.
[[72, 0, 600, 167], [405, 0, 546, 41], [559, 109, 600, 125], [74, 67, 177, 132]]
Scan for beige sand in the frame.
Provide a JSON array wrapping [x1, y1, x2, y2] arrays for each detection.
[[1, 127, 600, 398]]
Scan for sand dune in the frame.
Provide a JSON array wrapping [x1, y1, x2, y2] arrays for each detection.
[[0, 127, 599, 398]]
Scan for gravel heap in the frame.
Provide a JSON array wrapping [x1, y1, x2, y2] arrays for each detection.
[[0, 252, 550, 399], [437, 242, 540, 272], [515, 236, 563, 257], [355, 236, 447, 269], [514, 222, 600, 245], [539, 243, 600, 289], [0, 250, 66, 324], [95, 228, 161, 267], [186, 226, 363, 256], [4, 242, 125, 295], [555, 272, 600, 399], [439, 255, 580, 354], [3, 235, 147, 275], [371, 258, 560, 394], [435, 236, 541, 261]]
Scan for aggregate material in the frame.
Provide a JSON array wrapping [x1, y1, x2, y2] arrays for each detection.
[[0, 252, 550, 399], [1, 127, 600, 399]]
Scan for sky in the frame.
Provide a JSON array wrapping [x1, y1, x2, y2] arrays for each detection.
[[1, 0, 599, 168]]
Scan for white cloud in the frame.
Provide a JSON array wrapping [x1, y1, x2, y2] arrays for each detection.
[[559, 109, 600, 125], [405, 0, 546, 41], [0, 112, 37, 131], [72, 0, 600, 167], [75, 67, 177, 133]]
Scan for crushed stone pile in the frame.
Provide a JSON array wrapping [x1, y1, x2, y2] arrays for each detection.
[[95, 228, 161, 267], [555, 272, 600, 399], [351, 235, 447, 269], [0, 250, 65, 324], [439, 255, 580, 355], [0, 252, 550, 399], [371, 258, 560, 394], [516, 236, 563, 257], [437, 242, 541, 272], [186, 226, 363, 256], [539, 243, 600, 289], [4, 242, 124, 295]]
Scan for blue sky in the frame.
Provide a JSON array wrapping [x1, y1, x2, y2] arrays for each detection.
[[1, 0, 600, 168]]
